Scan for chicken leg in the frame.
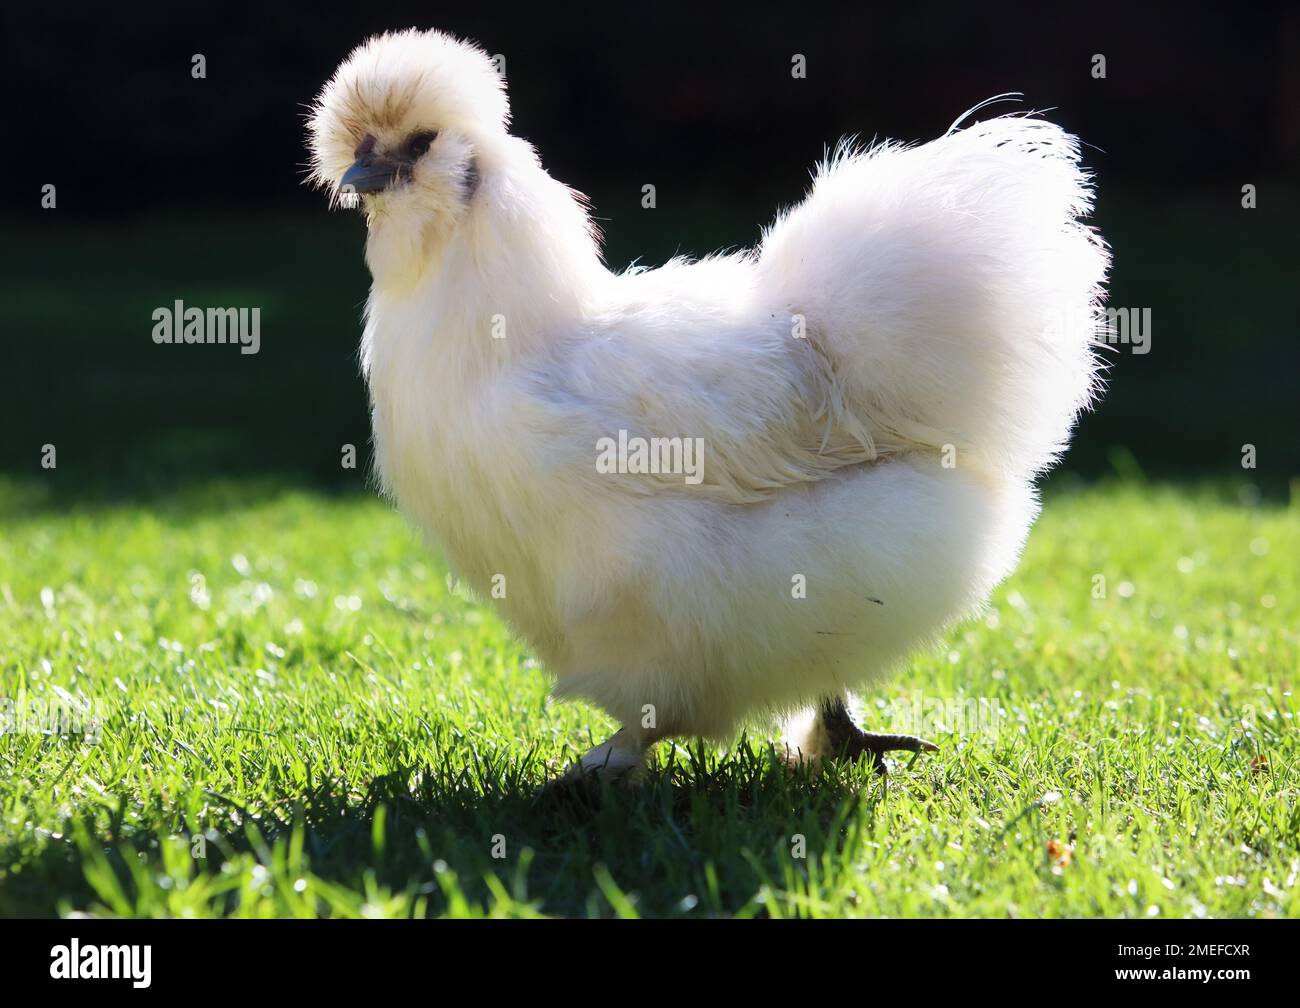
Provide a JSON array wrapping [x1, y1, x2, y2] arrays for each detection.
[[786, 696, 939, 775]]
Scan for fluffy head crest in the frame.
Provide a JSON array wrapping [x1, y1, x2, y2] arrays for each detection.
[[307, 28, 509, 192]]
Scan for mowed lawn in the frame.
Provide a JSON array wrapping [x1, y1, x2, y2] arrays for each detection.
[[0, 478, 1295, 918]]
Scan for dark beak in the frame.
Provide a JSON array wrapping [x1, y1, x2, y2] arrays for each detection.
[[339, 157, 399, 196]]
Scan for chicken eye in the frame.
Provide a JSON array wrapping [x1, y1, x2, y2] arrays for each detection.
[[406, 130, 438, 158]]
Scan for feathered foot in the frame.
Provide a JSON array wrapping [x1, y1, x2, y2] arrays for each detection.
[[784, 696, 938, 776], [537, 728, 648, 803]]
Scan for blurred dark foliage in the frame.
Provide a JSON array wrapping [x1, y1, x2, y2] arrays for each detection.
[[3, 0, 1297, 496]]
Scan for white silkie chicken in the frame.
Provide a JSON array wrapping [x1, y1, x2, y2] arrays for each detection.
[[308, 29, 1107, 782]]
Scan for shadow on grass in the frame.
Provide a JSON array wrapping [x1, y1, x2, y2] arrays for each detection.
[[6, 738, 913, 918]]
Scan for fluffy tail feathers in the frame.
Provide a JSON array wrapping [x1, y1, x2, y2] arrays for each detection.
[[758, 112, 1109, 480]]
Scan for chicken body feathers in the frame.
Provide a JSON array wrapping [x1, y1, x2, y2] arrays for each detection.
[[320, 32, 1108, 739]]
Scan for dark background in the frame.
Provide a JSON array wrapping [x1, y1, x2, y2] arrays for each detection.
[[4, 1, 1297, 500]]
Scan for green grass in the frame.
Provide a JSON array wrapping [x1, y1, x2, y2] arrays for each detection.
[[0, 478, 1296, 918]]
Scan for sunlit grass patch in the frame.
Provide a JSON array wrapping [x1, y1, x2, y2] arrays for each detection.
[[0, 479, 1295, 917]]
